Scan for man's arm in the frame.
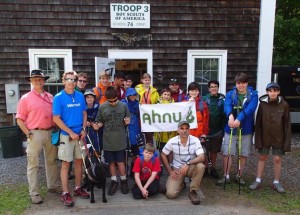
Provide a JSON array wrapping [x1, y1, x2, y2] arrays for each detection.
[[16, 118, 31, 137]]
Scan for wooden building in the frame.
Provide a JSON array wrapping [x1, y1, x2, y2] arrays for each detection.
[[0, 0, 276, 126]]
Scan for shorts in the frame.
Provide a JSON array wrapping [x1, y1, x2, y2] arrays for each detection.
[[58, 134, 83, 162], [206, 132, 223, 153], [104, 150, 125, 164], [222, 133, 252, 157], [258, 147, 285, 156]]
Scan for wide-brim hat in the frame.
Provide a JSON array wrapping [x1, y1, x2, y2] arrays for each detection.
[[25, 70, 50, 81]]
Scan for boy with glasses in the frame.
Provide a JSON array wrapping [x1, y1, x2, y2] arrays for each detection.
[[75, 72, 88, 94], [53, 71, 89, 206], [94, 86, 131, 195], [161, 121, 205, 205]]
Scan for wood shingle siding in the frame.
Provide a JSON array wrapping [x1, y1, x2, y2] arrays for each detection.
[[0, 0, 260, 125]]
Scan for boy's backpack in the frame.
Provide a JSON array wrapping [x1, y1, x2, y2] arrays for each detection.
[[204, 94, 224, 110], [139, 147, 159, 168], [198, 98, 206, 115]]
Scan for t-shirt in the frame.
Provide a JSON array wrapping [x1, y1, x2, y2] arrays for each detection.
[[132, 157, 161, 181], [96, 101, 130, 151], [53, 90, 87, 135]]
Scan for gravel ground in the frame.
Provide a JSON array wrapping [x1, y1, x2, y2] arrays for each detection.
[[0, 134, 299, 188]]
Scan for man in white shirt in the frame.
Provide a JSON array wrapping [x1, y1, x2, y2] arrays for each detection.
[[161, 121, 205, 205]]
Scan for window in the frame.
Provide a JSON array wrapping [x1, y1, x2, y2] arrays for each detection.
[[29, 49, 73, 95], [187, 50, 227, 96]]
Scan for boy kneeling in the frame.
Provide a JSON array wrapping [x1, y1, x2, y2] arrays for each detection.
[[132, 144, 161, 199]]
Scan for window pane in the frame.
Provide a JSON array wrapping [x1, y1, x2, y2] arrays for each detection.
[[38, 58, 64, 83], [194, 58, 219, 96]]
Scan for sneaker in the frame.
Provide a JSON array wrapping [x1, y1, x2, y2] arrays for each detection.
[[73, 187, 90, 199], [31, 194, 43, 204], [48, 186, 63, 194], [273, 183, 285, 193], [189, 190, 200, 205], [108, 180, 118, 195], [61, 192, 73, 206], [235, 175, 246, 185], [249, 181, 261, 190], [216, 177, 230, 186], [120, 179, 129, 194], [210, 168, 220, 179]]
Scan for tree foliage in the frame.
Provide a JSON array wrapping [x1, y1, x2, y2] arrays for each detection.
[[273, 0, 300, 65]]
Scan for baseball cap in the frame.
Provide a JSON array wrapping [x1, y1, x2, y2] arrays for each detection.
[[177, 121, 190, 128], [169, 78, 178, 85], [84, 89, 96, 97], [266, 82, 280, 91]]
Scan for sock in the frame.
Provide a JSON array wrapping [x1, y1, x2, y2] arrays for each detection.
[[120, 175, 127, 180], [111, 175, 117, 181], [62, 192, 68, 195], [226, 175, 230, 179], [273, 180, 279, 184], [75, 186, 80, 190], [256, 178, 261, 183]]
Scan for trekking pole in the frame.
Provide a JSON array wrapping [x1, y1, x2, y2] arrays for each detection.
[[224, 128, 233, 190], [85, 132, 102, 163], [237, 127, 242, 195], [125, 125, 131, 176]]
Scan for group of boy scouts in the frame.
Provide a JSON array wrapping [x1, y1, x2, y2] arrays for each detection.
[[16, 69, 291, 206]]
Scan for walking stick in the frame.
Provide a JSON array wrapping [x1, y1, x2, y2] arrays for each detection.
[[224, 128, 233, 190], [237, 128, 242, 194], [125, 126, 131, 176]]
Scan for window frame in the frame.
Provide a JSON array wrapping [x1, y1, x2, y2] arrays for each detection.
[[187, 50, 227, 95]]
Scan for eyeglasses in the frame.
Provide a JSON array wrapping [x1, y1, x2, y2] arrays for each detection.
[[78, 80, 87, 83], [64, 78, 77, 83], [108, 98, 118, 103]]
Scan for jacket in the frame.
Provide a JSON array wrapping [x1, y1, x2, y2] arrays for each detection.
[[255, 95, 291, 152], [154, 98, 177, 143], [171, 89, 186, 102], [224, 86, 258, 135], [203, 93, 226, 135], [93, 82, 110, 104], [121, 88, 142, 146], [135, 84, 159, 104], [184, 95, 209, 137]]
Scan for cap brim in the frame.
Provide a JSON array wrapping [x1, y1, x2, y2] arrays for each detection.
[[25, 76, 50, 82]]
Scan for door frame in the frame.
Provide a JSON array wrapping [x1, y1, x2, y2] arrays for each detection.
[[108, 49, 153, 83]]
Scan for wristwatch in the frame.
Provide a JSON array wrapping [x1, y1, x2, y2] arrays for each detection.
[[186, 161, 191, 166]]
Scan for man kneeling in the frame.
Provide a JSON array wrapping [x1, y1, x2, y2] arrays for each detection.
[[161, 121, 205, 205]]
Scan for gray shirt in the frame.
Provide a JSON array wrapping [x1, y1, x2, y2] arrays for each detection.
[[96, 101, 130, 151]]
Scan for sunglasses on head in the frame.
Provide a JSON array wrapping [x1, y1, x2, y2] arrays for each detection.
[[64, 78, 78, 83], [170, 78, 178, 83], [78, 80, 87, 83], [108, 98, 118, 103]]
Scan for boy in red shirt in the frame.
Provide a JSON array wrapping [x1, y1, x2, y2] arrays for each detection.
[[132, 144, 161, 199]]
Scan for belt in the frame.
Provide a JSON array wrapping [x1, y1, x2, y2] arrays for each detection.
[[32, 127, 52, 131]]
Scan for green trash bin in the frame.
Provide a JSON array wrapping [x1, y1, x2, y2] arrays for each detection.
[[0, 126, 23, 158]]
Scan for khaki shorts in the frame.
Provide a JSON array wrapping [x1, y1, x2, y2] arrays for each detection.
[[222, 133, 253, 157], [58, 134, 84, 162]]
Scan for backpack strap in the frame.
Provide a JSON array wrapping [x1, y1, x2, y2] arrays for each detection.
[[95, 87, 102, 103], [198, 98, 204, 114], [139, 155, 155, 170], [178, 93, 182, 102]]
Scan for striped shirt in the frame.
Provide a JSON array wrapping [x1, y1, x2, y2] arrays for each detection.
[[162, 135, 204, 169]]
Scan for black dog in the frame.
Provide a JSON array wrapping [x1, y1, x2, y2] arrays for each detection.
[[84, 155, 109, 203]]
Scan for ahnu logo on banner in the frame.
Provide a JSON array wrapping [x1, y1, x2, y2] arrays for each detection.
[[139, 102, 197, 132]]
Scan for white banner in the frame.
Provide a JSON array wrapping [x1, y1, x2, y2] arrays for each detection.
[[139, 102, 197, 132]]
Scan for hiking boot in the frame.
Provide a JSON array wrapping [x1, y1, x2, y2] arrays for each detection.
[[108, 180, 118, 195], [210, 168, 220, 179], [189, 190, 200, 205], [31, 194, 43, 204], [61, 192, 73, 206], [273, 183, 285, 193], [48, 186, 63, 194], [249, 181, 261, 190], [73, 187, 90, 199], [216, 177, 230, 186], [120, 179, 129, 194], [235, 175, 246, 185]]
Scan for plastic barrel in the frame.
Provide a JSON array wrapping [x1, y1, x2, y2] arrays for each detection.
[[0, 126, 23, 158]]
